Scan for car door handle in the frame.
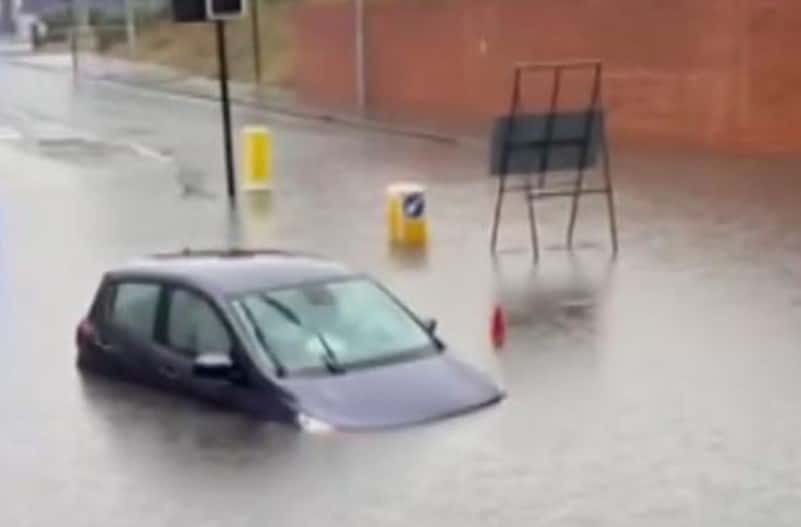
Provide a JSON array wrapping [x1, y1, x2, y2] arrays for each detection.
[[159, 365, 179, 380]]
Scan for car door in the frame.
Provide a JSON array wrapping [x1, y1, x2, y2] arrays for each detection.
[[101, 280, 164, 385], [153, 285, 238, 402]]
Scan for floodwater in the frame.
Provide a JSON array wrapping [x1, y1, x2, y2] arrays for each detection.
[[2, 57, 801, 526]]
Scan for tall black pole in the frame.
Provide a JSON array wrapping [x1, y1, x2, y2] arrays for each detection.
[[215, 20, 236, 203], [250, 0, 262, 83]]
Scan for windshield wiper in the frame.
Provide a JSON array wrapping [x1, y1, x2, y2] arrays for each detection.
[[313, 332, 344, 375], [239, 302, 287, 377], [258, 294, 345, 374]]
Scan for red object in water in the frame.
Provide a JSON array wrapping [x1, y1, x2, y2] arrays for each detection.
[[491, 305, 506, 349]]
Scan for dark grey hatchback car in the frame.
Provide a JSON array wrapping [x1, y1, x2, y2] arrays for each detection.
[[76, 250, 504, 431]]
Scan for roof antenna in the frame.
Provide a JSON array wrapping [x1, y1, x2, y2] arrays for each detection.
[[182, 247, 192, 255]]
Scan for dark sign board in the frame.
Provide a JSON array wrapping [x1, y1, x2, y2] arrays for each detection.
[[490, 111, 605, 175], [208, 0, 245, 18], [172, 0, 206, 23]]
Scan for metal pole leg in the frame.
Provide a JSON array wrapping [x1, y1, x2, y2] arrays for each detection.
[[606, 187, 619, 256], [492, 68, 521, 254], [538, 67, 562, 189], [566, 169, 586, 249], [568, 62, 602, 250], [526, 177, 540, 261], [601, 138, 619, 255], [490, 174, 507, 253]]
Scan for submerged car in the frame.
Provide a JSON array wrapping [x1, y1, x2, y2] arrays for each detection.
[[76, 250, 504, 431]]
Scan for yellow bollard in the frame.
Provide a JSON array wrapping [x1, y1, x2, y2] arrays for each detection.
[[387, 187, 403, 244], [242, 126, 273, 191], [386, 183, 428, 247]]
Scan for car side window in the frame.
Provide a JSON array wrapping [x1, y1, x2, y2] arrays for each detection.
[[110, 282, 161, 340], [167, 289, 232, 356]]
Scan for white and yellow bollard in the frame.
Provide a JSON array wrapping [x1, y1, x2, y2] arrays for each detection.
[[241, 126, 273, 191], [386, 183, 428, 247]]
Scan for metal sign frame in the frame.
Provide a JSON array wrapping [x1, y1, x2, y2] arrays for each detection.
[[489, 60, 619, 261]]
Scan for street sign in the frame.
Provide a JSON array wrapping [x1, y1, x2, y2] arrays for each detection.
[[206, 0, 246, 20], [386, 184, 428, 247], [171, 0, 240, 203], [403, 193, 425, 219], [172, 0, 206, 23]]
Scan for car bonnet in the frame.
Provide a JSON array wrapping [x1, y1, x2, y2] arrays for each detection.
[[275, 353, 504, 430]]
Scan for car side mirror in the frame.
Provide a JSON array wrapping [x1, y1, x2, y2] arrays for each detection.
[[193, 353, 234, 380]]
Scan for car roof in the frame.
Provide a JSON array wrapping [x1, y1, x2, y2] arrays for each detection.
[[107, 249, 355, 296]]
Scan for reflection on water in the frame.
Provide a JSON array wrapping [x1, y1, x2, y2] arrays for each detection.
[[492, 252, 615, 330], [78, 373, 299, 459], [387, 244, 430, 270]]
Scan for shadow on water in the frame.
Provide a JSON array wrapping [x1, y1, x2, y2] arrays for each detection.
[[76, 372, 304, 470], [484, 253, 618, 439], [224, 192, 276, 250], [490, 252, 616, 332]]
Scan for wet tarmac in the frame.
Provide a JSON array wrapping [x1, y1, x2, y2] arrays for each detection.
[[3, 58, 801, 526]]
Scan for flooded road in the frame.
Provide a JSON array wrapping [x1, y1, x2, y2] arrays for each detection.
[[3, 58, 801, 526]]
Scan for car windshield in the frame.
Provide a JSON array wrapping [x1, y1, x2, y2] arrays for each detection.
[[232, 278, 434, 374]]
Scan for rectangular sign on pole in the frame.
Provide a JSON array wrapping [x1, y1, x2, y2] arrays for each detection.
[[206, 0, 246, 20], [171, 0, 240, 204], [172, 0, 206, 23]]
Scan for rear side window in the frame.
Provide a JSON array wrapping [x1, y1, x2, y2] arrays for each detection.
[[167, 289, 232, 355], [111, 282, 161, 340]]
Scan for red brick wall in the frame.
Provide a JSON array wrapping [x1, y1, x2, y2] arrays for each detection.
[[292, 2, 357, 108], [291, 0, 801, 155]]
